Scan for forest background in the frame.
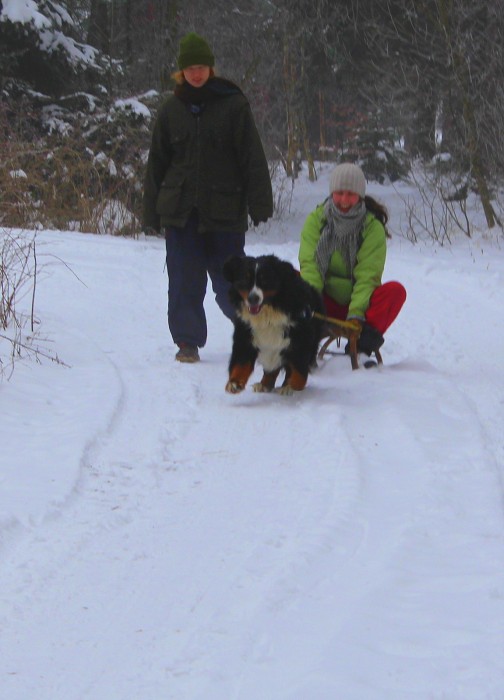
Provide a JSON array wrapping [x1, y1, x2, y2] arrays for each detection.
[[1, 0, 504, 236]]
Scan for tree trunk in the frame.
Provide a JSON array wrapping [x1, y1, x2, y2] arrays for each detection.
[[282, 33, 317, 180], [87, 0, 110, 54], [319, 91, 327, 161], [437, 0, 496, 228], [283, 35, 295, 178], [463, 95, 496, 228], [300, 114, 316, 182]]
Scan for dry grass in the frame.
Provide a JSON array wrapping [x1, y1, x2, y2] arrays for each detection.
[[0, 99, 146, 235]]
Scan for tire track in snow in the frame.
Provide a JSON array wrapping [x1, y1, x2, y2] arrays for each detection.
[[157, 368, 368, 699], [242, 362, 504, 700], [162, 357, 504, 700], [0, 354, 209, 700]]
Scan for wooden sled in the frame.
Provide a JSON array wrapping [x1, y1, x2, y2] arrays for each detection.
[[314, 313, 383, 370]]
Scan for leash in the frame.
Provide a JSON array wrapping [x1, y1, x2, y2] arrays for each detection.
[[312, 311, 362, 335]]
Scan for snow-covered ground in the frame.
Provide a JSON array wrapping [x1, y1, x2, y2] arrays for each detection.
[[1, 167, 504, 700]]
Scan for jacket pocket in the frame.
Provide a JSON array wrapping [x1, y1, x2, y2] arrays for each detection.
[[209, 124, 232, 150], [157, 175, 185, 216], [170, 130, 189, 151], [209, 183, 244, 221]]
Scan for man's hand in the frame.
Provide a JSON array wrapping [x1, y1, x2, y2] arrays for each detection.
[[251, 216, 268, 227]]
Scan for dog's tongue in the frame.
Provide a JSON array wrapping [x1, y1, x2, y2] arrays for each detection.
[[248, 304, 262, 315]]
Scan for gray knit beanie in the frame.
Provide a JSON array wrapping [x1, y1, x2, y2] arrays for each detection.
[[329, 163, 366, 198]]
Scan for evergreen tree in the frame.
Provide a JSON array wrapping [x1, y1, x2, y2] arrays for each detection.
[[0, 0, 111, 97]]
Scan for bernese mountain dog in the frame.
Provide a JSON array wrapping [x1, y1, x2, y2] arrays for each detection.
[[223, 254, 324, 395]]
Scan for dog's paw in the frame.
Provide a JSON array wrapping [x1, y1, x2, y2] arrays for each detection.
[[276, 385, 296, 396], [252, 382, 273, 393], [225, 380, 245, 394]]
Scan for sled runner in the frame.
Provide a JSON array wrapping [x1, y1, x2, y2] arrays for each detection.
[[314, 313, 383, 370]]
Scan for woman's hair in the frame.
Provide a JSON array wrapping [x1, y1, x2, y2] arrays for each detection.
[[365, 195, 391, 237], [171, 68, 216, 85]]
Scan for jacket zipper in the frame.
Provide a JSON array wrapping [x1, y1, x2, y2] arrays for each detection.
[[195, 114, 201, 216]]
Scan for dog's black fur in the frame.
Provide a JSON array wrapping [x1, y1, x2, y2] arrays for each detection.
[[223, 254, 324, 395]]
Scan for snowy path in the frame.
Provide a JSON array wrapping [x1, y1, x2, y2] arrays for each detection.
[[1, 230, 504, 700]]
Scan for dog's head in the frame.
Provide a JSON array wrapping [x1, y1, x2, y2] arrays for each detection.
[[223, 254, 295, 316]]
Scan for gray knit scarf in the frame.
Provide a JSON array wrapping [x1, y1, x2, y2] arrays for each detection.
[[315, 198, 367, 280]]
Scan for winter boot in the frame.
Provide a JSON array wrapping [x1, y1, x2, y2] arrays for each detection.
[[175, 343, 200, 363]]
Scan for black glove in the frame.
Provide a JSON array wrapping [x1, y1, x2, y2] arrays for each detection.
[[357, 323, 384, 355], [251, 216, 268, 227]]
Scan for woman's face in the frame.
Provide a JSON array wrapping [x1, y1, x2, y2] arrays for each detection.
[[332, 190, 361, 213], [183, 65, 211, 88]]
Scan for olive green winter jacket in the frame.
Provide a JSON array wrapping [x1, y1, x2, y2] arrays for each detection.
[[142, 79, 273, 233], [298, 202, 387, 319]]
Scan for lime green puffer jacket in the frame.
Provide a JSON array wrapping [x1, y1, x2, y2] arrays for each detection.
[[298, 202, 387, 319]]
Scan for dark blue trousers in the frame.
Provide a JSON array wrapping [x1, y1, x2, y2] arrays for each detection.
[[164, 212, 245, 348]]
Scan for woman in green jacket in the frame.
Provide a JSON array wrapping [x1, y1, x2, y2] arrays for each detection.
[[299, 163, 406, 356], [143, 32, 273, 363]]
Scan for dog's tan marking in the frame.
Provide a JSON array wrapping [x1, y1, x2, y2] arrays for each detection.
[[284, 366, 307, 392], [226, 363, 254, 393]]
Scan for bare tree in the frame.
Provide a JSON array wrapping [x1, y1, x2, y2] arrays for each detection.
[[358, 0, 504, 227]]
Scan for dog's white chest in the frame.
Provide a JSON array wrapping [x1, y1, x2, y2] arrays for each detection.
[[242, 306, 292, 371]]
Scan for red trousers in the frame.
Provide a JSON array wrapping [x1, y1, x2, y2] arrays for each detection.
[[323, 281, 406, 335]]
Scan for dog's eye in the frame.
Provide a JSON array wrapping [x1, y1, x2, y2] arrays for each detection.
[[256, 269, 276, 290], [236, 270, 254, 289]]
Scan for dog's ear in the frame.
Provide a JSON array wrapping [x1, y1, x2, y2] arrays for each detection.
[[278, 258, 297, 280], [223, 255, 241, 283]]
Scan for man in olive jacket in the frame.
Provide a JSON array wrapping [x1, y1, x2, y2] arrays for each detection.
[[143, 32, 273, 363]]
